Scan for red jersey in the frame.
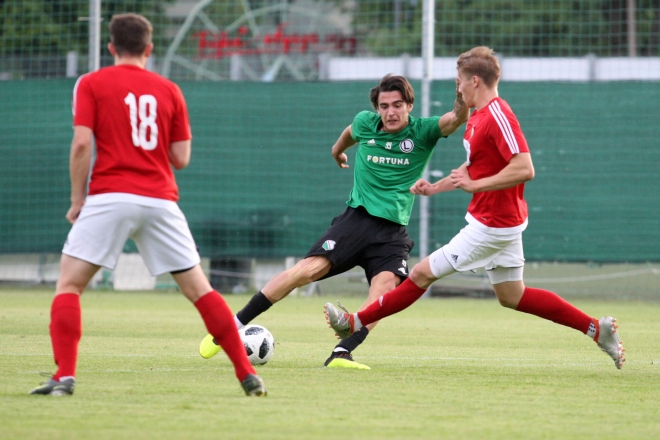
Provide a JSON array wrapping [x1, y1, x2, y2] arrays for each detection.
[[463, 97, 530, 228], [73, 64, 191, 201]]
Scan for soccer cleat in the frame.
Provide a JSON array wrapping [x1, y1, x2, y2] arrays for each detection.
[[324, 301, 355, 340], [199, 333, 222, 359], [324, 351, 370, 370], [241, 374, 267, 396], [596, 316, 625, 369], [29, 377, 75, 396]]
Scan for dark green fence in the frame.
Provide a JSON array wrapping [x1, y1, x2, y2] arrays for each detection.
[[0, 79, 658, 261]]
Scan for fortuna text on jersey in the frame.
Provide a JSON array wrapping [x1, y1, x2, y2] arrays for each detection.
[[367, 155, 411, 166]]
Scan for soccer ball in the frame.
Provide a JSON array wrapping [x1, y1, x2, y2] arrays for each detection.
[[239, 324, 275, 366]]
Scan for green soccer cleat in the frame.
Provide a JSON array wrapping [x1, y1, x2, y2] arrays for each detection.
[[199, 333, 222, 359], [241, 374, 267, 396], [324, 351, 370, 370], [29, 377, 75, 396]]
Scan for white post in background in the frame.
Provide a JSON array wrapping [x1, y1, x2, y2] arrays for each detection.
[[419, 0, 435, 297], [88, 0, 101, 72], [627, 0, 637, 57]]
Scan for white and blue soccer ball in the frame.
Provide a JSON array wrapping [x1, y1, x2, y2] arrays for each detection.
[[239, 324, 275, 366]]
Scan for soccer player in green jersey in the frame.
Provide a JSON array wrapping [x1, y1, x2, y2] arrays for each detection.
[[199, 74, 469, 369]]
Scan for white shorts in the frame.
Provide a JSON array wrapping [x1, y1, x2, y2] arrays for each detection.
[[63, 193, 201, 276], [429, 214, 526, 283]]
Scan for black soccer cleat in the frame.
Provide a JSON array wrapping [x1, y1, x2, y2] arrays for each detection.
[[29, 377, 75, 396], [241, 374, 267, 396]]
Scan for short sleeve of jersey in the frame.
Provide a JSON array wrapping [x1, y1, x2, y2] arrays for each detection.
[[420, 116, 442, 144], [487, 99, 529, 162], [170, 84, 192, 142], [351, 110, 375, 142], [73, 74, 95, 128]]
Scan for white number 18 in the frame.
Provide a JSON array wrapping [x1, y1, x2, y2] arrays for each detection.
[[124, 92, 158, 151]]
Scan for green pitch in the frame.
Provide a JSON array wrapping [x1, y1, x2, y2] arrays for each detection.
[[1, 290, 658, 439]]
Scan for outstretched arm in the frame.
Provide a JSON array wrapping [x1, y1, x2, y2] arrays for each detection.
[[331, 125, 356, 168], [410, 174, 459, 196], [437, 79, 470, 136], [450, 153, 535, 193]]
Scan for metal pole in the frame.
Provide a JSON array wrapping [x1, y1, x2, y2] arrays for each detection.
[[88, 0, 101, 72], [418, 0, 434, 297], [419, 0, 434, 260], [627, 0, 637, 57]]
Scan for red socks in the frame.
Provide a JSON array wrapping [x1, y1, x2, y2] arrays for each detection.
[[194, 291, 255, 381], [358, 278, 427, 326], [516, 287, 595, 335], [50, 293, 82, 381]]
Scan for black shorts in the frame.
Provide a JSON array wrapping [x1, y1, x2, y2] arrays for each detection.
[[305, 206, 414, 284]]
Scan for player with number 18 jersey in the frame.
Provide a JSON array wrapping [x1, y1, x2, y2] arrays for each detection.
[[73, 64, 191, 201]]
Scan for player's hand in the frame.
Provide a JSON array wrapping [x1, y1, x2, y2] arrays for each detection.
[[65, 201, 84, 224], [410, 179, 433, 196], [333, 152, 349, 168], [450, 164, 476, 193]]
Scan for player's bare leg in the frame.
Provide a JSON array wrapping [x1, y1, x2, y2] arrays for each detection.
[[324, 271, 400, 370], [261, 255, 332, 303], [490, 279, 525, 309], [199, 256, 331, 359], [56, 254, 101, 296], [30, 255, 100, 396]]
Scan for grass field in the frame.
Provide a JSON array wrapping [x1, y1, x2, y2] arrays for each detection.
[[1, 289, 659, 439]]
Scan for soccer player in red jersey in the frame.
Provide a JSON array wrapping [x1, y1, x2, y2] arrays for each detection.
[[29, 13, 266, 396], [325, 46, 625, 370]]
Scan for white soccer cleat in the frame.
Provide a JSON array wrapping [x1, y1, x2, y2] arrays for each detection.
[[596, 316, 625, 369], [324, 301, 355, 340]]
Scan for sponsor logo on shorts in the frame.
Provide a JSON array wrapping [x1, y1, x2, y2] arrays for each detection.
[[398, 267, 407, 275], [322, 240, 336, 251], [401, 260, 407, 267], [451, 254, 459, 263], [399, 139, 414, 153]]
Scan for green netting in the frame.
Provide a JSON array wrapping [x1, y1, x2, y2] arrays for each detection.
[[0, 0, 659, 291], [0, 79, 658, 262]]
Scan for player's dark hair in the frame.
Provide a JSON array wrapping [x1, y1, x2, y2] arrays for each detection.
[[457, 46, 501, 87], [369, 74, 415, 110], [109, 13, 153, 57]]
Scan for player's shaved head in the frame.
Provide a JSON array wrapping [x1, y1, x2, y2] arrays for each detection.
[[457, 46, 501, 87], [109, 13, 153, 57]]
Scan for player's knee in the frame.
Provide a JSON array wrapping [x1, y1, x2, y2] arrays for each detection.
[[496, 296, 518, 309], [55, 280, 85, 295], [408, 265, 436, 289]]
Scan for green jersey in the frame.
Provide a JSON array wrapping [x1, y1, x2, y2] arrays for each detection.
[[347, 111, 444, 225]]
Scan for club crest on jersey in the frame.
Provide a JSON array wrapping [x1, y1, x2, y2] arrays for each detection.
[[322, 240, 336, 251], [399, 139, 414, 153]]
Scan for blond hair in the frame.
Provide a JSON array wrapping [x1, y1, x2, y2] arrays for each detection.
[[456, 46, 501, 87]]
